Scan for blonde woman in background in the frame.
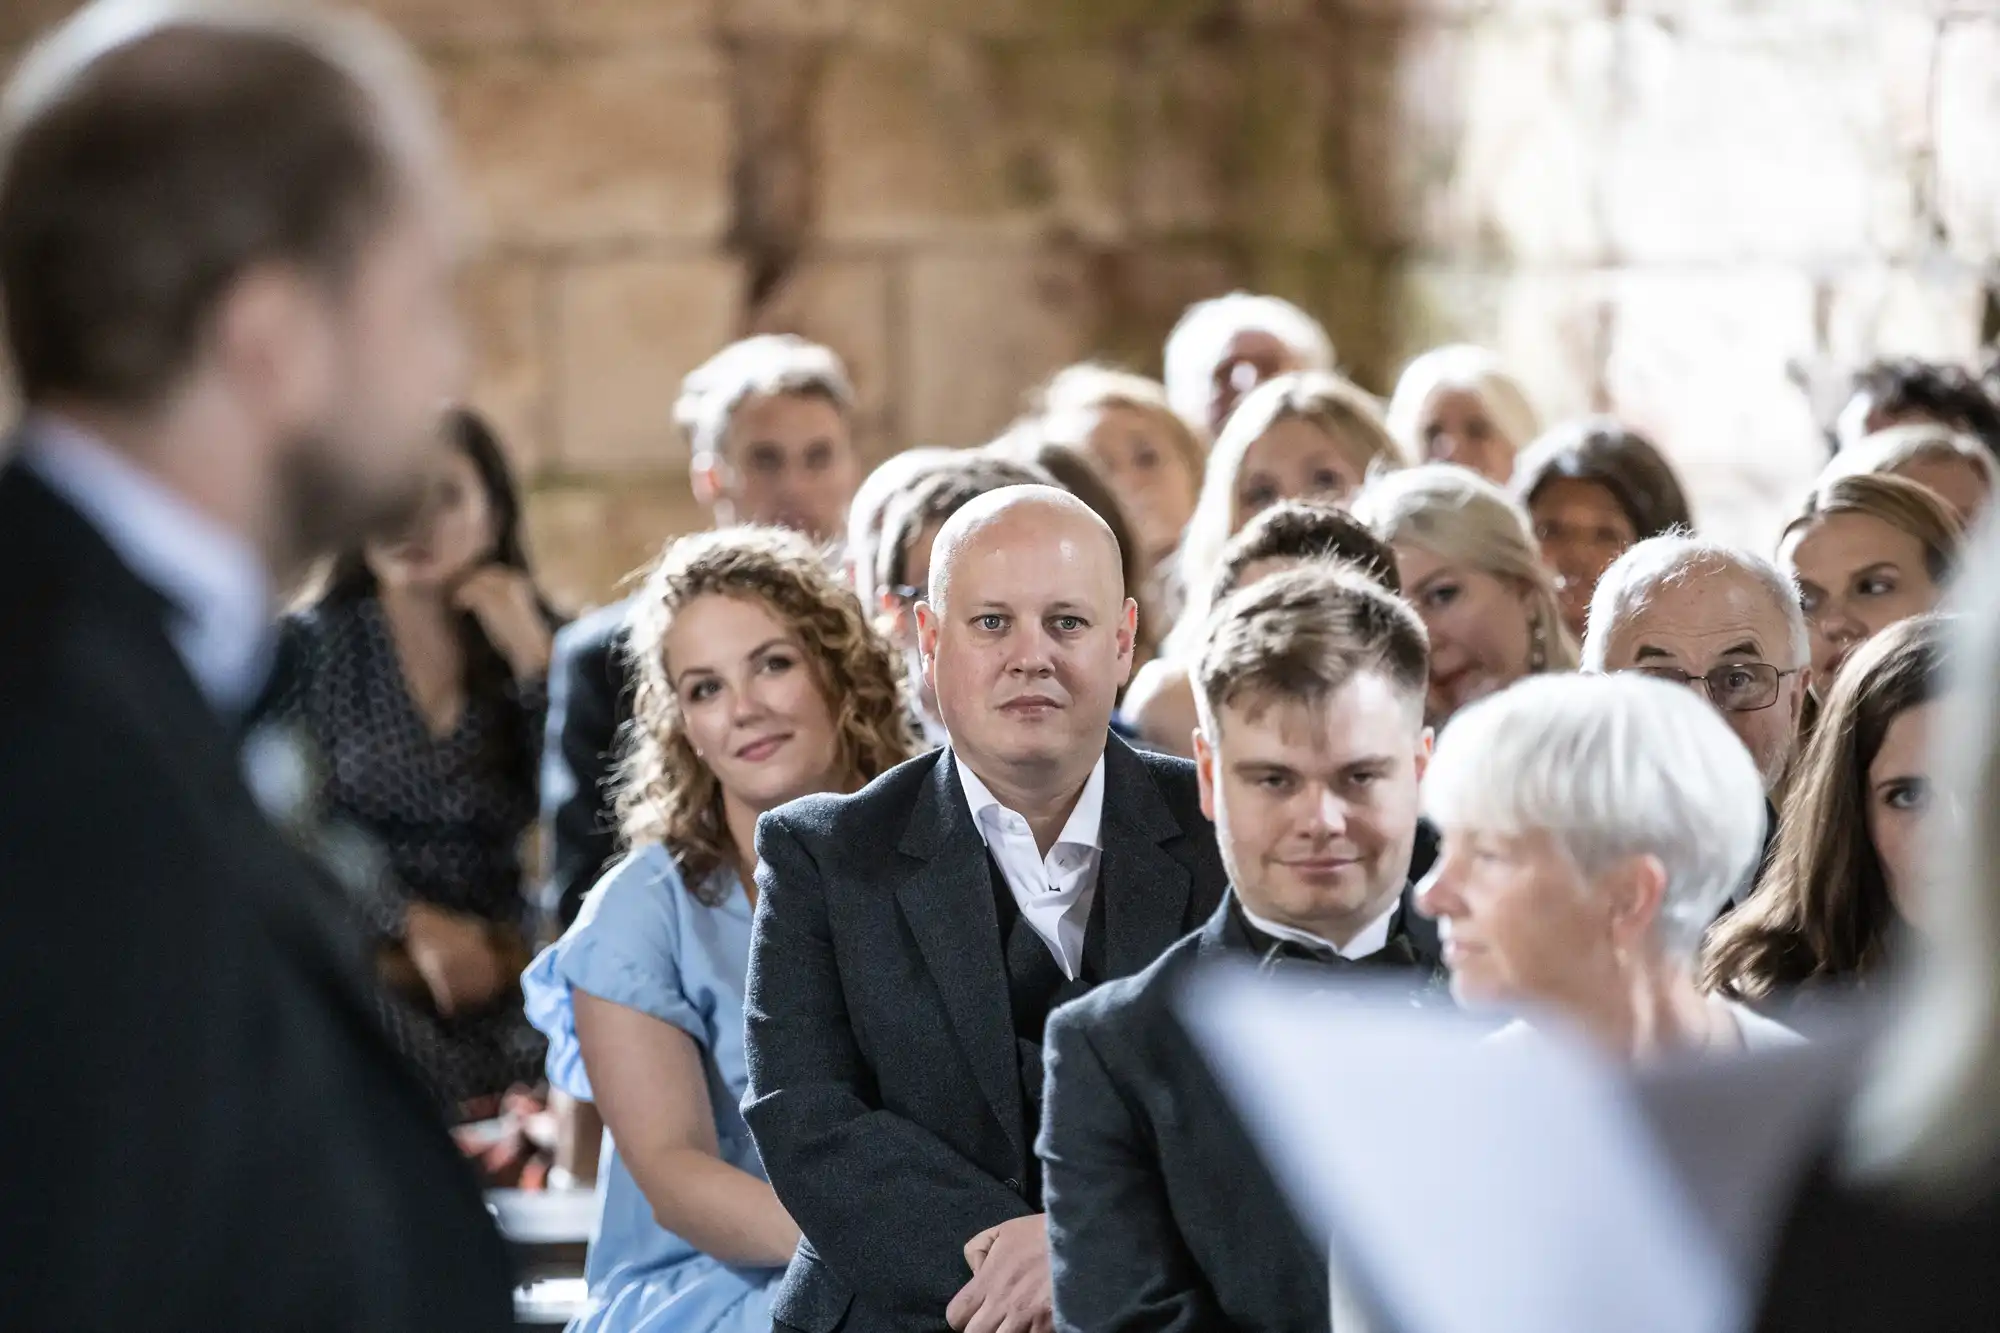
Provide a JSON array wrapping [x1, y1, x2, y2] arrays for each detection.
[[1817, 422, 1996, 528], [1034, 363, 1207, 618], [1162, 291, 1336, 440], [1385, 344, 1540, 483], [1350, 464, 1577, 727], [1778, 473, 1964, 695], [1156, 372, 1402, 658]]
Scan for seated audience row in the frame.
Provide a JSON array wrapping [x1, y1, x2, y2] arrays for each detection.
[[502, 313, 1996, 1333]]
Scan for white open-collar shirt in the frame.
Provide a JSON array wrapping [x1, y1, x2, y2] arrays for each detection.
[[956, 752, 1107, 981]]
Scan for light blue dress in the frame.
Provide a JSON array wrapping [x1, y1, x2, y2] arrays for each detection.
[[521, 845, 783, 1333]]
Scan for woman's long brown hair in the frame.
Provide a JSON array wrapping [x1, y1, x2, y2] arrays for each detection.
[[1702, 613, 1949, 999]]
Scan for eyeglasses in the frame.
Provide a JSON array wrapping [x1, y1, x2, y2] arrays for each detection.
[[1626, 662, 1800, 713]]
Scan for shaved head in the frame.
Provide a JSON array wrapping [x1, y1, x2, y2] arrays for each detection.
[[929, 483, 1123, 614], [915, 481, 1137, 793]]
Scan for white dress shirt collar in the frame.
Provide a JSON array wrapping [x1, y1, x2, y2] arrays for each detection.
[[955, 751, 1108, 980], [956, 752, 1107, 857], [1240, 894, 1401, 962], [20, 412, 273, 716]]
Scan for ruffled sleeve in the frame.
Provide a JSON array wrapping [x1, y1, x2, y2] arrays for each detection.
[[520, 844, 700, 1101]]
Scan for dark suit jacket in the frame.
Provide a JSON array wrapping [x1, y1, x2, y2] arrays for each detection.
[[1755, 1144, 2000, 1332], [0, 464, 513, 1331], [540, 596, 636, 928], [744, 736, 1228, 1333], [1039, 891, 1445, 1333]]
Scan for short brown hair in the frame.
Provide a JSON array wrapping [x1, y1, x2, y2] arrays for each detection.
[[876, 455, 1050, 597], [1212, 498, 1401, 605], [1195, 562, 1429, 732], [0, 7, 426, 406]]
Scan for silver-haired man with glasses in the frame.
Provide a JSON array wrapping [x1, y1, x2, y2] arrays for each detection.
[[1582, 537, 1813, 906]]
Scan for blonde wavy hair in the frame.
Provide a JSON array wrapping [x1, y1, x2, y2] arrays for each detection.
[[615, 527, 915, 901], [1350, 463, 1580, 672], [1165, 371, 1402, 660]]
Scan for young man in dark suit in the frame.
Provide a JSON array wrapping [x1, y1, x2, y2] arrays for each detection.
[[744, 485, 1228, 1333], [1039, 565, 1444, 1333], [0, 5, 509, 1327]]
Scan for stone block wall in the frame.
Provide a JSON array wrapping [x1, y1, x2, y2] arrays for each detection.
[[5, 0, 1998, 601], [1377, 0, 2000, 552]]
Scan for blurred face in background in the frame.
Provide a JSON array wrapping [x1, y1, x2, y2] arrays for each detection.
[[1083, 403, 1200, 568], [1530, 478, 1640, 639], [1867, 698, 1942, 924], [1892, 456, 1989, 527], [1393, 542, 1534, 725], [1419, 388, 1515, 483], [1781, 513, 1941, 693], [1209, 329, 1301, 438], [364, 436, 494, 593], [1197, 677, 1429, 949], [667, 592, 842, 813], [706, 391, 860, 543], [1233, 420, 1371, 530]]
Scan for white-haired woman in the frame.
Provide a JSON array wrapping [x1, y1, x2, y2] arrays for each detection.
[[1162, 291, 1336, 439], [1418, 672, 1801, 1057], [1385, 344, 1539, 483], [1350, 464, 1576, 726]]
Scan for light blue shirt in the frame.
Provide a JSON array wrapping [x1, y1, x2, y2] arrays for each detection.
[[20, 413, 272, 716], [521, 845, 781, 1333]]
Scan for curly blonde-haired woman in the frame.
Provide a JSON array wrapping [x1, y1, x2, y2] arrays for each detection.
[[522, 527, 914, 1333]]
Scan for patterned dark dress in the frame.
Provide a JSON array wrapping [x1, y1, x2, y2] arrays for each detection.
[[265, 595, 549, 1116]]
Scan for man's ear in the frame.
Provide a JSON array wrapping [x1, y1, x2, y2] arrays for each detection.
[[915, 600, 941, 689], [1116, 596, 1139, 679], [690, 451, 730, 513], [1413, 725, 1435, 782], [1194, 724, 1217, 822]]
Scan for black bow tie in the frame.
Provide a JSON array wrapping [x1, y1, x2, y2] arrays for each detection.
[[1254, 930, 1420, 975]]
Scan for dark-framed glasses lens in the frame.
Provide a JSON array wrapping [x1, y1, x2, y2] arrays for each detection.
[[1707, 663, 1780, 712]]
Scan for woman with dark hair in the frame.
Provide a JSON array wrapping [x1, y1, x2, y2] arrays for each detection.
[[265, 407, 562, 1118], [521, 527, 915, 1333], [1702, 614, 1950, 1002], [1510, 418, 1693, 639]]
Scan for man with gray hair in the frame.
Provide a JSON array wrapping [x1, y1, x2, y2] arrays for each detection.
[[0, 1, 508, 1326], [1583, 536, 1813, 797], [744, 485, 1227, 1333], [1418, 674, 1802, 1056]]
